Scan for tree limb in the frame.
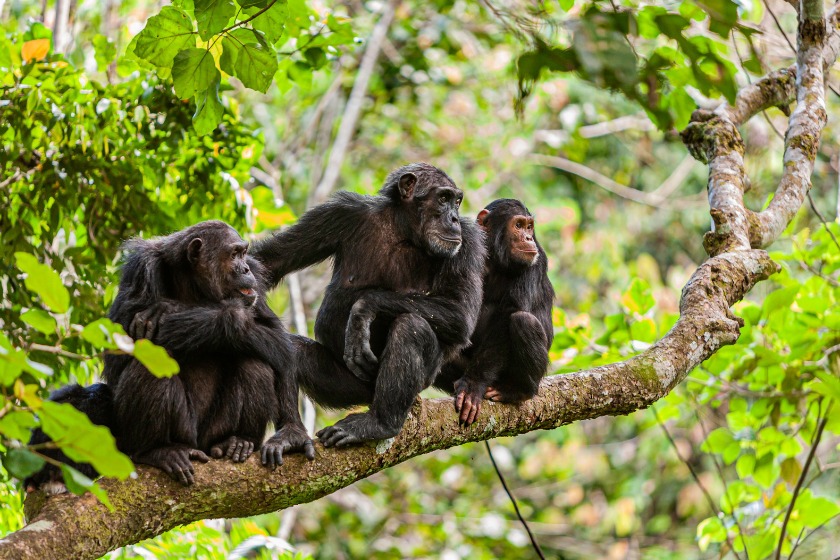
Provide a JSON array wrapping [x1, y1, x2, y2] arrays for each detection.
[[0, 3, 837, 559]]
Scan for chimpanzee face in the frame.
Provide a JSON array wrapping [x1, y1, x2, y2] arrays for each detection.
[[398, 171, 465, 258], [477, 202, 540, 268], [504, 214, 539, 266], [187, 225, 259, 306]]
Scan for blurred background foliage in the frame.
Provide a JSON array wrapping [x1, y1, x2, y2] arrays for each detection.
[[1, 0, 840, 558]]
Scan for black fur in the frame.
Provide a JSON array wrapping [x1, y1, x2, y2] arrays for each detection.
[[254, 163, 485, 447], [24, 384, 119, 493], [435, 199, 555, 425], [96, 220, 312, 484]]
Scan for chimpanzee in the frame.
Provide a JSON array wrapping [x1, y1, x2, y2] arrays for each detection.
[[434, 199, 554, 425], [253, 163, 485, 447], [101, 220, 313, 484], [24, 383, 119, 494]]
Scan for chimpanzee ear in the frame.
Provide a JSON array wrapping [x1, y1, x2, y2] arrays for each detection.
[[187, 238, 203, 265], [398, 173, 418, 199], [476, 209, 491, 231]]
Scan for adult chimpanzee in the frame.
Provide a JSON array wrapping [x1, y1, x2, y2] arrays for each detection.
[[102, 220, 313, 484], [434, 199, 554, 425], [253, 163, 485, 447], [24, 383, 119, 493]]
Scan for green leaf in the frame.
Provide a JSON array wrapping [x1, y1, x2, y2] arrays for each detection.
[[4, 448, 45, 478], [133, 339, 180, 377], [219, 29, 257, 75], [20, 309, 56, 334], [702, 427, 734, 453], [172, 48, 220, 99], [234, 43, 278, 93], [244, 0, 289, 43], [735, 454, 755, 478], [39, 401, 134, 479], [81, 318, 127, 349], [193, 77, 225, 135], [195, 0, 236, 41], [0, 411, 38, 441], [621, 278, 655, 315], [134, 6, 196, 67], [303, 47, 326, 69], [59, 464, 113, 510], [14, 252, 70, 313], [92, 34, 117, 72]]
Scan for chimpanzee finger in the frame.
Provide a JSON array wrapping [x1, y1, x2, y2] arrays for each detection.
[[459, 399, 473, 424], [145, 319, 157, 342], [304, 439, 316, 460], [468, 401, 481, 425], [189, 449, 211, 463], [210, 445, 224, 459], [454, 391, 465, 412], [129, 314, 145, 340], [361, 343, 378, 369], [274, 447, 284, 468]]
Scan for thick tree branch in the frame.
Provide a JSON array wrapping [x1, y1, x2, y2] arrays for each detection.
[[0, 3, 836, 558]]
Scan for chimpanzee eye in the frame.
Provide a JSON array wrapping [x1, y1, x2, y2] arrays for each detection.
[[440, 194, 449, 203]]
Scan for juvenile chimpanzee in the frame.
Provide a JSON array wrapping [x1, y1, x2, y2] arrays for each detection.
[[102, 220, 313, 484], [434, 199, 554, 425], [24, 383, 119, 493], [253, 163, 485, 447]]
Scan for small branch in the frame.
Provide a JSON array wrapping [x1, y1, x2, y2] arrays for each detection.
[[529, 154, 703, 210], [309, 1, 397, 206], [774, 403, 830, 560]]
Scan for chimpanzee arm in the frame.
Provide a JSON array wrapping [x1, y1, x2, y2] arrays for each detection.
[[251, 191, 371, 287], [149, 300, 291, 372]]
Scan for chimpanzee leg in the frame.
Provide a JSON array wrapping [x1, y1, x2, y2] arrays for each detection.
[[486, 311, 548, 402], [205, 359, 277, 463], [291, 334, 375, 409], [115, 360, 210, 485], [318, 313, 441, 447]]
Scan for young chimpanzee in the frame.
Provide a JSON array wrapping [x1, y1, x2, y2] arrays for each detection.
[[102, 220, 313, 484], [253, 163, 485, 447], [434, 199, 555, 425]]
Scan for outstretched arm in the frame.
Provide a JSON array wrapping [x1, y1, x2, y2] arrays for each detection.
[[251, 191, 370, 287]]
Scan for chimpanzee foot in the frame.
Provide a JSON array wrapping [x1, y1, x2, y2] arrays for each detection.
[[453, 377, 487, 426], [134, 445, 210, 485], [210, 436, 255, 463], [261, 423, 316, 470], [316, 412, 399, 448]]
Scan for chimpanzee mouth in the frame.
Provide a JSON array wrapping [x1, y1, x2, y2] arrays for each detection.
[[239, 288, 256, 297]]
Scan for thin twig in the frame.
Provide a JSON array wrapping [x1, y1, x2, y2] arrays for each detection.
[[807, 192, 840, 251], [775, 403, 831, 560], [653, 407, 744, 560], [27, 343, 87, 360], [484, 441, 546, 560], [693, 407, 751, 560]]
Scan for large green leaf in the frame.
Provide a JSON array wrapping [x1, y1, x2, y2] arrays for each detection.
[[195, 0, 236, 41], [5, 448, 45, 478], [0, 410, 38, 441], [14, 252, 70, 313], [193, 77, 225, 135], [81, 318, 127, 349], [134, 6, 196, 67], [133, 339, 180, 377], [172, 47, 220, 99], [20, 308, 56, 334], [38, 401, 134, 479], [234, 43, 278, 93], [244, 0, 289, 43], [219, 29, 259, 76], [60, 464, 114, 510]]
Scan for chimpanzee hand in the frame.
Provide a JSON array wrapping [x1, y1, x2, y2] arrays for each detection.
[[210, 435, 256, 463], [261, 423, 316, 470], [453, 376, 487, 426], [343, 300, 378, 381], [129, 300, 180, 342], [134, 444, 211, 485]]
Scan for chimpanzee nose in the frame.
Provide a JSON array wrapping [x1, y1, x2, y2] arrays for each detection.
[[450, 215, 458, 223]]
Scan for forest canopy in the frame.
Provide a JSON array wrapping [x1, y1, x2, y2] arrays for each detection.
[[1, 0, 840, 559]]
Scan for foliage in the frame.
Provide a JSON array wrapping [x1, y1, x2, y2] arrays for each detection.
[[125, 0, 356, 134], [1, 0, 840, 558]]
